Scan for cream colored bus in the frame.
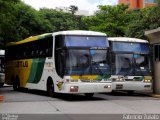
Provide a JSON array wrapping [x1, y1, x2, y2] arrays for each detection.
[[108, 37, 152, 93], [5, 30, 112, 97]]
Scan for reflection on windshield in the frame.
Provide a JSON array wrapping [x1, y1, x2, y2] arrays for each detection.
[[114, 54, 133, 75], [112, 42, 149, 54], [65, 49, 110, 75], [134, 54, 150, 76], [65, 36, 109, 47], [113, 54, 150, 76]]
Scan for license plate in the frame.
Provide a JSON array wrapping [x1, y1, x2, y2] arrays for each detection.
[[116, 84, 123, 89]]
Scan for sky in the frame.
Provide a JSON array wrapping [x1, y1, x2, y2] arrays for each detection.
[[22, 0, 118, 14]]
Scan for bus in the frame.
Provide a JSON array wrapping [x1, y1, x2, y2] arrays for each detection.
[[0, 50, 5, 87], [5, 30, 112, 97], [108, 37, 152, 93]]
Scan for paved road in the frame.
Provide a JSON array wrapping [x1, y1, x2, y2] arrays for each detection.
[[0, 86, 160, 120]]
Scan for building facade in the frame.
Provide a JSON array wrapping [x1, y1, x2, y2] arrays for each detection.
[[55, 6, 89, 16], [118, 0, 157, 9]]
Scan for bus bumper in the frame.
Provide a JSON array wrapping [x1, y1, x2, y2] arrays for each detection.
[[112, 82, 152, 91], [61, 82, 112, 93]]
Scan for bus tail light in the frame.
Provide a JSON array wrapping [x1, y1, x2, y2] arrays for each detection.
[[70, 86, 78, 92]]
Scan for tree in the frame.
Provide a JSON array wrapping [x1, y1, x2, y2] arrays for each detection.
[[0, 0, 20, 47], [39, 8, 86, 31], [14, 2, 52, 41], [69, 5, 78, 15], [125, 3, 160, 39], [83, 4, 130, 37]]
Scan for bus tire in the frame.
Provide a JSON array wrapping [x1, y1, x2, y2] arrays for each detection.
[[13, 76, 20, 91], [47, 78, 57, 98], [0, 83, 4, 87], [85, 93, 94, 98]]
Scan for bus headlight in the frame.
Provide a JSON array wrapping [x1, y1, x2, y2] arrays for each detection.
[[104, 85, 111, 89], [119, 78, 123, 81], [144, 76, 152, 83], [144, 79, 151, 83], [112, 77, 125, 82]]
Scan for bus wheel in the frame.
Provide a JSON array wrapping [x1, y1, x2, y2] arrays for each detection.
[[13, 77, 20, 91], [85, 93, 94, 98], [0, 83, 4, 87], [47, 80, 56, 98]]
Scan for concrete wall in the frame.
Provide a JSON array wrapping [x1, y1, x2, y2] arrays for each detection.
[[145, 28, 160, 94], [154, 62, 160, 93], [118, 0, 157, 9]]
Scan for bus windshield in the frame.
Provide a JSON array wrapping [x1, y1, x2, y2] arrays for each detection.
[[111, 41, 150, 76], [112, 42, 149, 54], [65, 49, 110, 75], [64, 36, 109, 47], [113, 53, 150, 76]]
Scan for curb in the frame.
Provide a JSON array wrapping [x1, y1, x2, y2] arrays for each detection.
[[149, 94, 160, 98], [135, 91, 160, 98]]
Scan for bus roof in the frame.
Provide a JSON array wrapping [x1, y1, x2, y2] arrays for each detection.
[[52, 30, 107, 36], [108, 37, 148, 43], [7, 33, 52, 46], [7, 30, 107, 46]]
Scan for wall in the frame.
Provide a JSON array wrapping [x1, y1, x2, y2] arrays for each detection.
[[118, 0, 157, 9]]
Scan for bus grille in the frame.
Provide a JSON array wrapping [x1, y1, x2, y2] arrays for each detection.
[[81, 80, 100, 82]]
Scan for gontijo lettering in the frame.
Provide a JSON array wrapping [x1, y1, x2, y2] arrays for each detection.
[[16, 61, 28, 67]]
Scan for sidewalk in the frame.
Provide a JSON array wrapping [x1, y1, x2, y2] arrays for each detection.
[[147, 94, 160, 98], [136, 90, 160, 98]]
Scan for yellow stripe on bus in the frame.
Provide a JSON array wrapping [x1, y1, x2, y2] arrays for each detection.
[[5, 59, 32, 87], [70, 75, 98, 80]]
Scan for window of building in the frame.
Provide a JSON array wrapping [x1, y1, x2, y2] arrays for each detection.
[[145, 0, 157, 3], [154, 44, 160, 62]]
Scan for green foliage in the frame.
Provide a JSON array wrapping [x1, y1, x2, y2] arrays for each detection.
[[84, 4, 130, 37], [0, 0, 20, 47], [39, 8, 75, 31], [14, 2, 52, 41], [0, 0, 52, 47], [126, 5, 160, 39], [39, 8, 86, 31], [0, 1, 87, 47]]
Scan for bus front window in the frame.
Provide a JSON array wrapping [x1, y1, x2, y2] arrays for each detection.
[[113, 53, 150, 76], [65, 49, 110, 75], [114, 54, 133, 75], [134, 54, 150, 76]]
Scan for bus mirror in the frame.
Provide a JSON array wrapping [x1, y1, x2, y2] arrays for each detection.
[[89, 49, 95, 56], [134, 54, 139, 58]]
